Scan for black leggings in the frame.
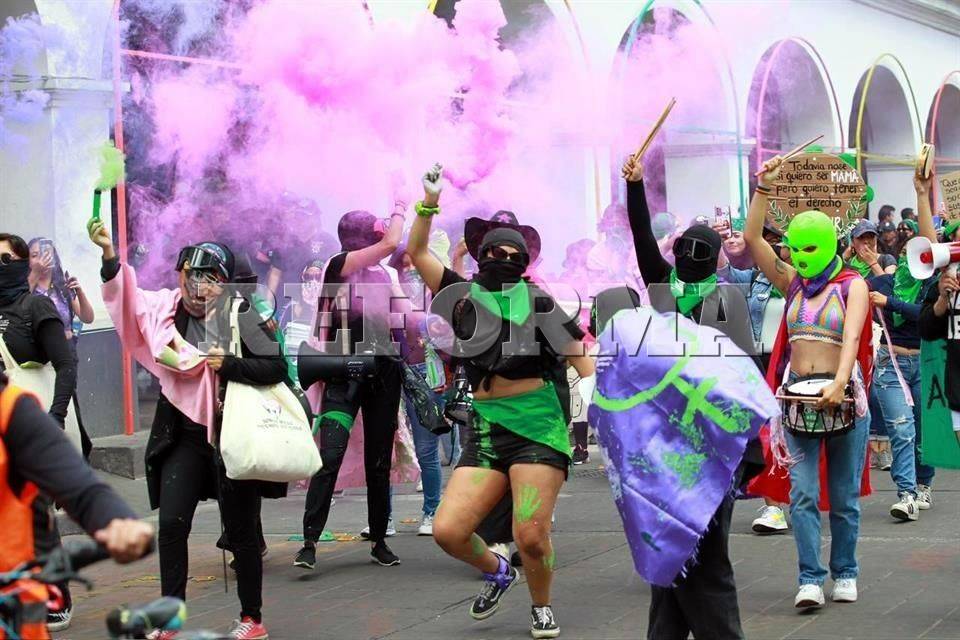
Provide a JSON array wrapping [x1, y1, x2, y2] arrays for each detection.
[[33, 493, 70, 609], [156, 429, 264, 622], [303, 359, 401, 544]]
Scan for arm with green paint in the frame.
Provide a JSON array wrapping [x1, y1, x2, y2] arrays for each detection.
[[408, 164, 447, 294], [745, 155, 794, 294]]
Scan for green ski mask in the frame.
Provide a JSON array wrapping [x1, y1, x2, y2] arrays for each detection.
[[785, 211, 837, 279]]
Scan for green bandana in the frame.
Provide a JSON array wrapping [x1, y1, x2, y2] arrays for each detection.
[[669, 270, 717, 317], [848, 256, 873, 279], [892, 255, 922, 326], [469, 280, 531, 326]]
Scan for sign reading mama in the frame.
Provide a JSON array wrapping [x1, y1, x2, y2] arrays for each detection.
[[766, 153, 867, 235]]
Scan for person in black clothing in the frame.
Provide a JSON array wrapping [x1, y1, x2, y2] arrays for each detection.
[[1, 371, 154, 633], [88, 220, 287, 640], [0, 232, 81, 631], [0, 234, 76, 425], [919, 267, 960, 447], [622, 155, 761, 640], [295, 198, 408, 571], [1, 372, 154, 556]]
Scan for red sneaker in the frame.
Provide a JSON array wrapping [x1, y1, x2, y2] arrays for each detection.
[[228, 617, 269, 639]]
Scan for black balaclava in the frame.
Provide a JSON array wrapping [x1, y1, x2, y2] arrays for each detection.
[[474, 228, 529, 291], [0, 260, 30, 306], [673, 224, 722, 283], [338, 210, 383, 251]]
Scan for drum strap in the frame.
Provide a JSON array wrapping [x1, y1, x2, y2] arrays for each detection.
[[876, 311, 914, 408]]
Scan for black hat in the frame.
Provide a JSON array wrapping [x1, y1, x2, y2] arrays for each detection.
[[464, 217, 541, 262]]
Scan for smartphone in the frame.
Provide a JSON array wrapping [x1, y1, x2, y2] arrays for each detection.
[[39, 239, 54, 259]]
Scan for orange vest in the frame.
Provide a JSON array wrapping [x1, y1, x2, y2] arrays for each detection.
[[0, 384, 50, 640]]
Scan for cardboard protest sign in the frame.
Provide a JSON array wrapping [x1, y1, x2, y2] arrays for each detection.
[[766, 153, 866, 235], [939, 169, 960, 222]]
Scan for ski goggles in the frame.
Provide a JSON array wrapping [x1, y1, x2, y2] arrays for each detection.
[[672, 236, 717, 262], [176, 244, 229, 282]]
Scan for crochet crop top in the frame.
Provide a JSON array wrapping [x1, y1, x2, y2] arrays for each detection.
[[786, 281, 845, 346]]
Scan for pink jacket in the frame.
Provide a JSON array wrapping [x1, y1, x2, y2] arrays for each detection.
[[102, 262, 219, 441]]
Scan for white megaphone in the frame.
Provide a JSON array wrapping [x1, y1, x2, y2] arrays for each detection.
[[906, 236, 960, 279]]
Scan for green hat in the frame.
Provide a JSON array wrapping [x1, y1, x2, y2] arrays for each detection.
[[785, 210, 837, 279]]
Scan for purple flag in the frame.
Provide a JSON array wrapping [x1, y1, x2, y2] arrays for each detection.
[[588, 309, 779, 586]]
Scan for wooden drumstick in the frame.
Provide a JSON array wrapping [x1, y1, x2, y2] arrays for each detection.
[[754, 133, 825, 177], [632, 97, 676, 161]]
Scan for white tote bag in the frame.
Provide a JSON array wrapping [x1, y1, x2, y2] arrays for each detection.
[[219, 298, 321, 482], [0, 335, 82, 451]]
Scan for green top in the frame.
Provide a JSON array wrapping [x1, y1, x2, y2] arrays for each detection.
[[471, 381, 570, 458]]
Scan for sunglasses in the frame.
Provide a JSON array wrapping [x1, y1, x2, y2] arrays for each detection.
[[0, 253, 14, 265], [672, 237, 716, 262], [485, 246, 528, 263]]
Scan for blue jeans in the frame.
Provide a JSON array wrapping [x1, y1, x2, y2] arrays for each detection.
[[439, 425, 462, 466], [402, 364, 444, 516], [874, 348, 935, 491], [868, 384, 887, 439], [786, 406, 869, 586]]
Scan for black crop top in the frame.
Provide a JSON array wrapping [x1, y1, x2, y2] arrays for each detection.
[[434, 268, 584, 391]]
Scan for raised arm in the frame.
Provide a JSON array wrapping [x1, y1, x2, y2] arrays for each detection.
[[340, 202, 406, 278], [914, 173, 937, 243], [407, 164, 446, 294], [744, 155, 794, 293], [451, 237, 468, 278], [622, 157, 671, 286]]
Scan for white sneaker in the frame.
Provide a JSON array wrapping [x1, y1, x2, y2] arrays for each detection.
[[890, 493, 919, 521], [360, 518, 396, 539], [916, 484, 932, 510], [832, 578, 858, 603], [794, 584, 825, 609], [751, 505, 788, 534], [416, 479, 423, 493], [878, 449, 893, 471], [489, 543, 510, 559], [417, 513, 434, 536]]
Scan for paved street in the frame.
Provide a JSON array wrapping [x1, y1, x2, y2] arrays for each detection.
[[57, 456, 960, 640]]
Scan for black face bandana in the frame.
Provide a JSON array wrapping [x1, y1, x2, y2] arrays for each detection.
[[673, 224, 721, 283], [473, 228, 529, 291], [0, 260, 30, 306]]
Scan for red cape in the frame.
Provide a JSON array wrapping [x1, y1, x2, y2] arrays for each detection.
[[747, 269, 873, 510]]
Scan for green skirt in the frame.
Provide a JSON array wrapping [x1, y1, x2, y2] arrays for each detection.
[[471, 381, 570, 458]]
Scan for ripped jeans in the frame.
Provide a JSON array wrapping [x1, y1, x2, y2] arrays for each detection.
[[784, 371, 869, 586], [873, 347, 935, 494]]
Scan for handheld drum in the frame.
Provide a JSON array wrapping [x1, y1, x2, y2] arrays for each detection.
[[776, 376, 855, 438]]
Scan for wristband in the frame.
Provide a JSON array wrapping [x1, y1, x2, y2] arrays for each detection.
[[391, 212, 405, 220], [415, 201, 440, 217], [869, 262, 878, 269], [755, 184, 771, 195]]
